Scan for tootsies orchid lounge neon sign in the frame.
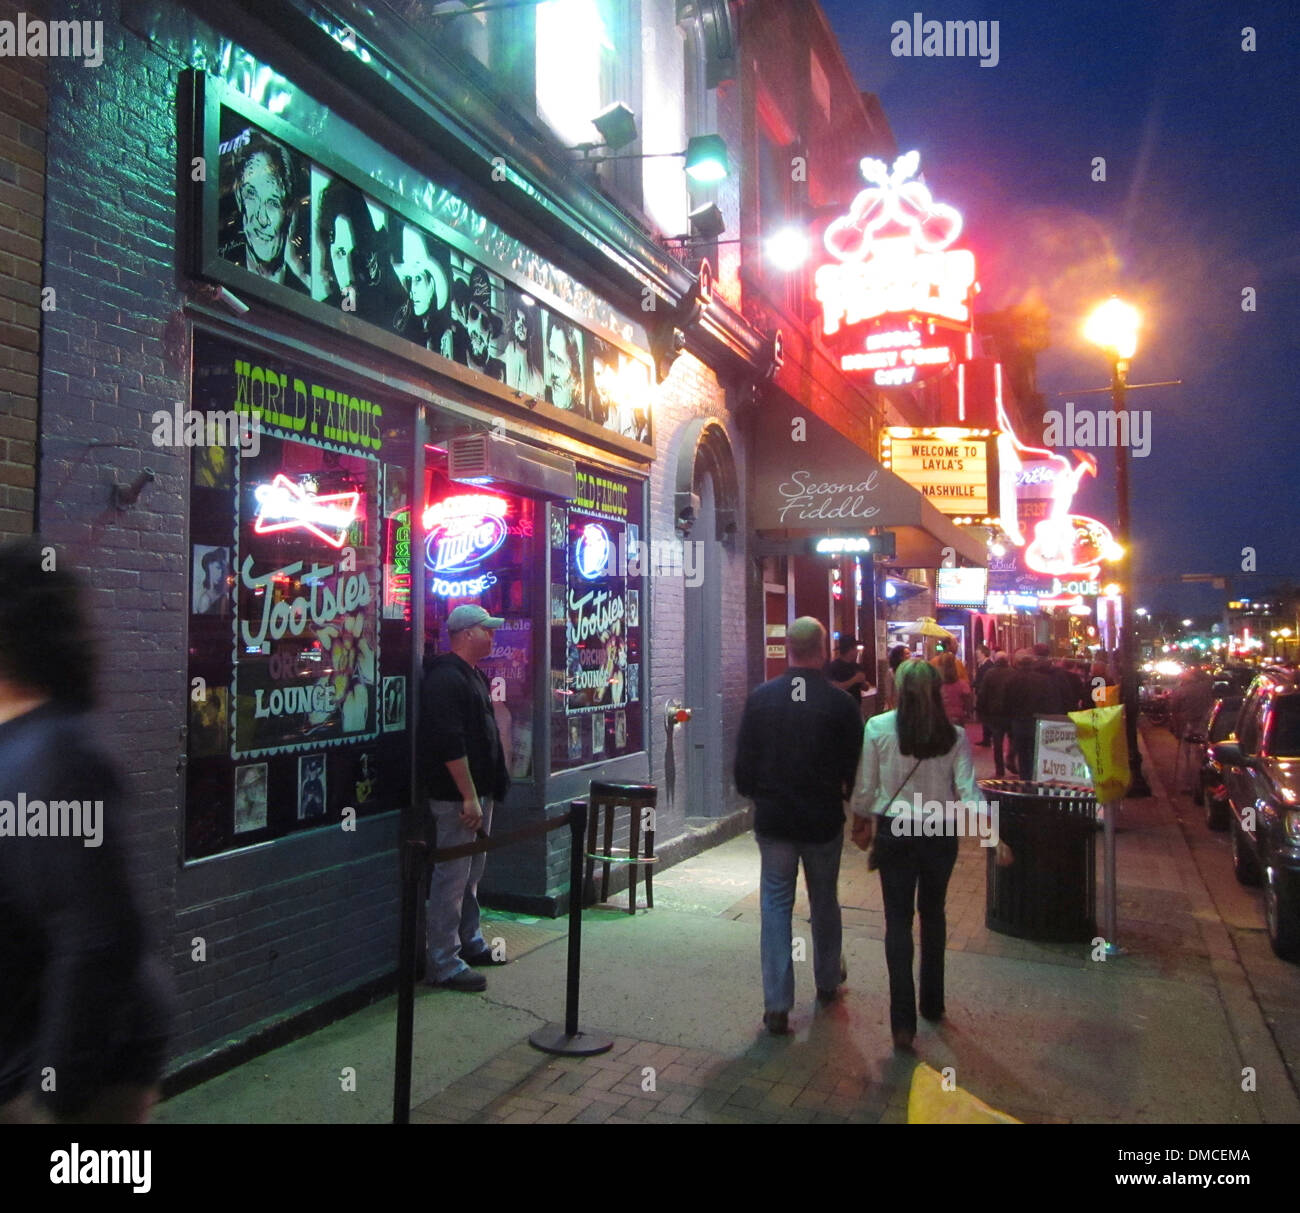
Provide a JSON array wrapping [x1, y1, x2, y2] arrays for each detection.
[[815, 151, 976, 388], [422, 493, 508, 597]]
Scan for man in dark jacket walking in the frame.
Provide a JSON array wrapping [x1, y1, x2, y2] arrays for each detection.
[[420, 604, 511, 991], [1006, 650, 1070, 780], [735, 617, 863, 1034], [975, 652, 1016, 776]]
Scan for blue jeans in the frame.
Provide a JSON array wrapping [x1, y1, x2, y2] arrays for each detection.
[[756, 832, 843, 1013], [426, 798, 493, 982]]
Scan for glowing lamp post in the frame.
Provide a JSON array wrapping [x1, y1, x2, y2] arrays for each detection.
[[1085, 296, 1151, 797]]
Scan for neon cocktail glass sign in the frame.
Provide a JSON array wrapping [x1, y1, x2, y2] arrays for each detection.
[[253, 473, 361, 548], [422, 492, 508, 583], [814, 151, 977, 387]]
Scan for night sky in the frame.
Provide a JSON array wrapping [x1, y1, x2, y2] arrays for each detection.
[[818, 0, 1299, 619]]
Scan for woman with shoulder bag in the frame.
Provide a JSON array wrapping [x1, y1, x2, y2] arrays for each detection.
[[849, 659, 1011, 1050]]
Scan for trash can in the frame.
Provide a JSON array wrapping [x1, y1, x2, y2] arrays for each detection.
[[977, 779, 1097, 943]]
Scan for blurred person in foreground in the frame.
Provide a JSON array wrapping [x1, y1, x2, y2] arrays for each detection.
[[850, 659, 1010, 1050], [734, 617, 862, 1035], [0, 540, 174, 1123]]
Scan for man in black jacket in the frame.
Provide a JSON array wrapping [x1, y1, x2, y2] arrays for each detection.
[[420, 604, 511, 991], [0, 540, 174, 1123], [735, 617, 863, 1034]]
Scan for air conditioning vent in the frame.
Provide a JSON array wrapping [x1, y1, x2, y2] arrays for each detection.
[[448, 432, 578, 500]]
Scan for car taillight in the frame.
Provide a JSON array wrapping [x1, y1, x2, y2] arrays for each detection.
[[1286, 811, 1300, 846]]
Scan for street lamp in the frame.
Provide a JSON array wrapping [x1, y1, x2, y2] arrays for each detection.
[[1085, 296, 1151, 797]]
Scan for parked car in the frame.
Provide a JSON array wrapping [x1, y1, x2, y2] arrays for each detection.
[[1194, 694, 1244, 830], [1213, 668, 1300, 961]]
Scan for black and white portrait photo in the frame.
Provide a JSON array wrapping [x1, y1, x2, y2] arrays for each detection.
[[234, 762, 269, 834], [382, 675, 406, 733], [392, 222, 453, 357], [192, 544, 232, 616], [542, 312, 585, 412], [449, 255, 506, 382], [297, 754, 327, 821], [502, 287, 545, 398], [219, 125, 312, 294], [312, 171, 407, 328]]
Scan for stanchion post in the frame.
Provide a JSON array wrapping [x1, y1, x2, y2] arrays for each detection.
[[529, 801, 613, 1056], [564, 800, 585, 1036], [1102, 799, 1124, 957], [393, 838, 425, 1125]]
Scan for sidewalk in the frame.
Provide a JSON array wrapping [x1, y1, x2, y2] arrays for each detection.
[[156, 725, 1300, 1125]]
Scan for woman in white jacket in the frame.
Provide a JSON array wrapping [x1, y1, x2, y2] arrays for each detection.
[[851, 659, 1009, 1049]]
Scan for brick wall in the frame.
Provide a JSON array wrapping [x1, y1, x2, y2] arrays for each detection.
[[0, 0, 47, 539], [39, 0, 402, 1068]]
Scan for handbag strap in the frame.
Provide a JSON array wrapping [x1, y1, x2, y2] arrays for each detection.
[[880, 756, 923, 814]]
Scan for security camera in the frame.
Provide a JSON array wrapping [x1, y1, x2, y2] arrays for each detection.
[[197, 282, 250, 315], [217, 286, 250, 315]]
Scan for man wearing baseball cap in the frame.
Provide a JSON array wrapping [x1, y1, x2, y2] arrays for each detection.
[[420, 604, 511, 991]]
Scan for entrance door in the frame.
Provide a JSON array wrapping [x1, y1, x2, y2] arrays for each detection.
[[684, 473, 723, 817]]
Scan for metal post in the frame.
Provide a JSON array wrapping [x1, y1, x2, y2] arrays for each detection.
[[529, 802, 614, 1056], [393, 840, 424, 1124], [1113, 360, 1152, 797], [1102, 798, 1124, 957]]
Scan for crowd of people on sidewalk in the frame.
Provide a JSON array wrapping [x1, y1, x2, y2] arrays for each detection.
[[735, 620, 1106, 1048]]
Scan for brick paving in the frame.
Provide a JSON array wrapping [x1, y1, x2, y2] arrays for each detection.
[[411, 1032, 909, 1124]]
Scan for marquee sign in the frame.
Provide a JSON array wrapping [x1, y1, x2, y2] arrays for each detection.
[[815, 151, 977, 388], [882, 427, 990, 515]]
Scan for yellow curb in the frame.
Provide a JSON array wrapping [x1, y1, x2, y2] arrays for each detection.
[[907, 1061, 1021, 1124]]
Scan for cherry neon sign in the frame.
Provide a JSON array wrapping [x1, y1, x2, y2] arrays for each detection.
[[422, 494, 508, 577], [253, 474, 361, 548], [815, 151, 977, 387]]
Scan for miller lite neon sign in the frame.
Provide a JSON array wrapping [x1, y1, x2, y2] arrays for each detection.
[[815, 151, 976, 387], [422, 494, 508, 596]]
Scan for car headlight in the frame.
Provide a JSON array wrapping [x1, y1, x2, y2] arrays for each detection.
[[1286, 811, 1300, 847]]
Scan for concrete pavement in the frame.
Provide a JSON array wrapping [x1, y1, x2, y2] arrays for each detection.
[[155, 723, 1300, 1125]]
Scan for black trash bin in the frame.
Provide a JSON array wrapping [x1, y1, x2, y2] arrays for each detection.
[[978, 779, 1097, 943]]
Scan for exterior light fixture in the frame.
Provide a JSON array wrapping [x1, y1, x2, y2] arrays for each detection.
[[688, 202, 726, 240], [591, 101, 638, 151], [765, 226, 811, 271], [1083, 296, 1141, 362], [683, 134, 729, 182]]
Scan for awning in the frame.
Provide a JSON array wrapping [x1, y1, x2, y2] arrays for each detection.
[[750, 406, 986, 567]]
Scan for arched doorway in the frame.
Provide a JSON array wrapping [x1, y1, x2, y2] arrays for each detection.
[[676, 419, 738, 819]]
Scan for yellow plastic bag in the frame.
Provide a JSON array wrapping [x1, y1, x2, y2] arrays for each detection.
[[1069, 704, 1130, 804], [907, 1062, 1020, 1124]]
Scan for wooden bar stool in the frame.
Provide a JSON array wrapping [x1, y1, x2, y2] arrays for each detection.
[[584, 781, 658, 914]]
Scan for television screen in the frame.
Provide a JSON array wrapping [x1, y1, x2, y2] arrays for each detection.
[[935, 567, 988, 608]]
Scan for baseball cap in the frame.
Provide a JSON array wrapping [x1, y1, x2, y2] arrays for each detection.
[[446, 604, 505, 632]]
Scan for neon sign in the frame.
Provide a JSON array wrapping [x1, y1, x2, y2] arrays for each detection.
[[253, 474, 361, 548], [423, 493, 508, 575], [574, 523, 614, 580], [814, 151, 976, 386]]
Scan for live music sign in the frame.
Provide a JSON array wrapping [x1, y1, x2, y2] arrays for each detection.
[[814, 150, 976, 388]]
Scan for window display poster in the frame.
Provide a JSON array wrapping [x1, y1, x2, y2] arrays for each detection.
[[233, 433, 381, 756], [185, 331, 414, 860], [551, 467, 644, 771]]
